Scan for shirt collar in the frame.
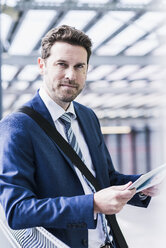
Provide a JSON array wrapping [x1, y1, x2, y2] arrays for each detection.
[[39, 87, 76, 122]]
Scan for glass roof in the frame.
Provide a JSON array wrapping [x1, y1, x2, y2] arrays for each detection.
[[58, 10, 96, 30], [9, 10, 56, 55], [1, 0, 166, 123]]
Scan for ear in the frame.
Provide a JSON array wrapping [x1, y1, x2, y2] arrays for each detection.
[[38, 57, 45, 75]]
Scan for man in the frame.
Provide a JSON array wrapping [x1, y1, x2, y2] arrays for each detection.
[[0, 25, 156, 248]]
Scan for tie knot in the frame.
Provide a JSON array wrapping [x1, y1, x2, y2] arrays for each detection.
[[59, 112, 73, 125]]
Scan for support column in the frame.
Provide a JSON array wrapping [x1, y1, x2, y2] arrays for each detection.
[[145, 126, 151, 172], [0, 4, 2, 119], [131, 128, 137, 174]]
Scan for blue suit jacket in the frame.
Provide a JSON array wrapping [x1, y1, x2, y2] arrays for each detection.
[[0, 92, 150, 248]]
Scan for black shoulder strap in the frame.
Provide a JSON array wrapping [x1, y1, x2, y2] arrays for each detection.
[[18, 106, 101, 191], [18, 106, 128, 248]]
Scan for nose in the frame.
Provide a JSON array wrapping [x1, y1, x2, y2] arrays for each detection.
[[65, 68, 76, 81]]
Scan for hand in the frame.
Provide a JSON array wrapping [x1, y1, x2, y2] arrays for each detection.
[[94, 182, 136, 215], [141, 184, 160, 197]]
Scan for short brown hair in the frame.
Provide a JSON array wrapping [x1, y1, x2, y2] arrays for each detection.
[[41, 25, 92, 63]]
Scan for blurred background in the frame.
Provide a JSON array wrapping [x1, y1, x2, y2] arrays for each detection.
[[0, 0, 166, 247]]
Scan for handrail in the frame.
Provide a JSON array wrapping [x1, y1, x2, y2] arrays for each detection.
[[0, 218, 21, 248], [0, 219, 69, 248], [0, 206, 69, 248]]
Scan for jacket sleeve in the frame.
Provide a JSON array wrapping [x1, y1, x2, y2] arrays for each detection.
[[0, 114, 96, 230], [89, 109, 151, 208]]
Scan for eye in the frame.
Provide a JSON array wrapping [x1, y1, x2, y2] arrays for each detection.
[[57, 62, 67, 68], [75, 64, 85, 69]]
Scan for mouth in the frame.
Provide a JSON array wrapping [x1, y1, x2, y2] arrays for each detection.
[[60, 84, 77, 89]]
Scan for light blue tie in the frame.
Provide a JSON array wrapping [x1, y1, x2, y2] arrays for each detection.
[[59, 113, 84, 160], [59, 112, 115, 248]]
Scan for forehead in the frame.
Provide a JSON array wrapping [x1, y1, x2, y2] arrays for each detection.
[[49, 41, 88, 63]]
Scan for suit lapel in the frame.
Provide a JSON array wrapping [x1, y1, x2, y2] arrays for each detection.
[[25, 92, 81, 177], [27, 91, 54, 126], [27, 94, 103, 188]]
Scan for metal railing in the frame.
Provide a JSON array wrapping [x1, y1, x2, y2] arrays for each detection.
[[0, 207, 69, 248]]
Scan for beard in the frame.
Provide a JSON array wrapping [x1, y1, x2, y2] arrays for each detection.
[[48, 78, 84, 105], [59, 86, 83, 103]]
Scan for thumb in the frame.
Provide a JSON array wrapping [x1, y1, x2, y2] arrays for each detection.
[[114, 181, 133, 191]]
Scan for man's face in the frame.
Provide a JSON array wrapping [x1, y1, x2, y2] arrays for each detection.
[[38, 41, 88, 110]]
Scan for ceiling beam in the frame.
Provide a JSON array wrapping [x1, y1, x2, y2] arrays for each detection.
[[32, 10, 67, 51], [2, 1, 166, 12], [3, 85, 163, 95], [94, 12, 145, 52], [2, 53, 166, 66]]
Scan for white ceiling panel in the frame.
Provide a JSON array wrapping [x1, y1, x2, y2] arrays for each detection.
[[120, 0, 152, 4], [1, 0, 17, 6], [89, 80, 110, 90], [1, 14, 12, 44], [11, 94, 33, 109], [110, 11, 135, 22], [87, 65, 116, 81], [2, 65, 18, 81], [1, 0, 165, 121], [128, 65, 161, 80], [9, 10, 56, 55], [135, 12, 166, 31], [57, 10, 96, 30], [87, 12, 124, 49], [18, 65, 39, 81], [153, 44, 166, 56], [35, 0, 65, 2], [125, 37, 158, 55], [108, 24, 146, 47], [78, 0, 109, 3], [3, 95, 16, 109], [9, 80, 29, 90], [106, 65, 139, 80]]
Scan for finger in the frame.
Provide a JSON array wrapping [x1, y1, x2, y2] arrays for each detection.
[[123, 181, 133, 190], [118, 188, 136, 201], [113, 181, 133, 191], [142, 187, 160, 197]]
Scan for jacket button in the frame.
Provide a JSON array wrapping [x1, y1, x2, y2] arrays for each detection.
[[81, 223, 87, 228], [82, 239, 88, 246]]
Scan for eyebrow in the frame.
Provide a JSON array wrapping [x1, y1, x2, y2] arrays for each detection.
[[55, 60, 86, 66], [75, 62, 86, 66], [56, 59, 67, 63]]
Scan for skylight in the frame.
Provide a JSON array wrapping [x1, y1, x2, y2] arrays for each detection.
[[106, 65, 139, 80], [110, 11, 135, 22], [1, 0, 17, 6], [153, 44, 166, 56], [2, 65, 18, 81], [135, 12, 166, 32], [125, 38, 158, 56], [109, 24, 146, 47], [128, 65, 161, 80], [9, 10, 56, 55], [87, 65, 115, 81], [57, 10, 96, 30], [78, 0, 109, 3], [87, 12, 124, 49], [1, 14, 12, 44], [120, 0, 152, 4], [3, 95, 16, 110], [35, 0, 65, 2], [12, 94, 33, 109], [156, 24, 166, 36], [96, 42, 126, 56], [9, 80, 29, 91], [18, 65, 39, 81], [89, 81, 110, 90]]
